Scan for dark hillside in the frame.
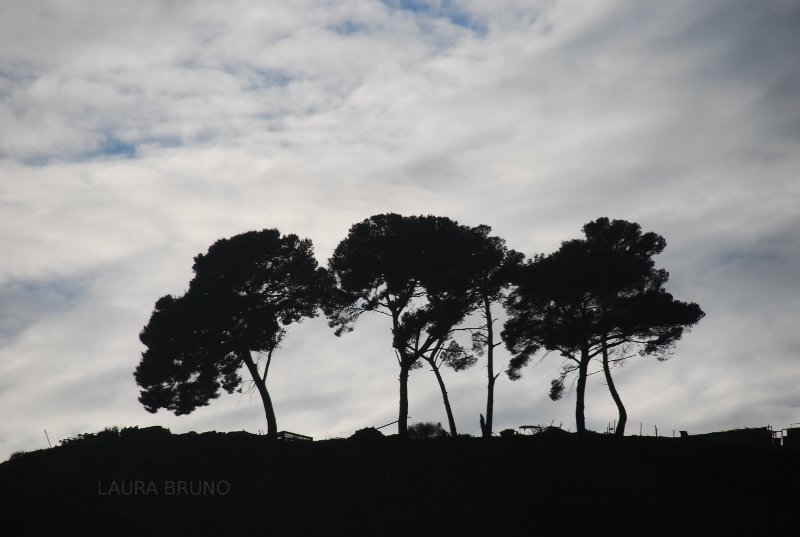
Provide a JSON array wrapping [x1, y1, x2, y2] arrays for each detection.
[[1, 428, 797, 536]]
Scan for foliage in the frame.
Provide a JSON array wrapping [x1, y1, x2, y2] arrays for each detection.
[[58, 426, 173, 447], [349, 427, 385, 441], [135, 229, 331, 433], [505, 217, 703, 375], [128, 215, 705, 439], [328, 215, 506, 344], [437, 340, 478, 372], [407, 422, 448, 439], [327, 214, 511, 436], [503, 217, 704, 433]]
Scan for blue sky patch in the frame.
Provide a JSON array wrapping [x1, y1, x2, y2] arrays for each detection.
[[95, 137, 137, 158], [381, 0, 488, 34], [74, 137, 138, 161], [246, 68, 293, 90], [0, 278, 89, 340], [328, 20, 371, 35]]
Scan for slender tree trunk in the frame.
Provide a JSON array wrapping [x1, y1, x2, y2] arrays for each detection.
[[391, 308, 412, 440], [398, 361, 410, 439], [484, 376, 495, 438], [483, 295, 496, 438], [241, 349, 278, 440], [575, 345, 591, 435], [601, 336, 627, 437], [429, 359, 458, 437]]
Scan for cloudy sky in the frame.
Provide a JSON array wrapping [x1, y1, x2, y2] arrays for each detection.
[[1, 0, 798, 459]]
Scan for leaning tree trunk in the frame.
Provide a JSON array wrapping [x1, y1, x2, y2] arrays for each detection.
[[601, 336, 627, 437], [398, 361, 411, 439], [241, 349, 278, 440], [575, 345, 591, 435], [429, 358, 458, 437]]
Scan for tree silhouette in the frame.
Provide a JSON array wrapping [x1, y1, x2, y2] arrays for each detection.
[[460, 232, 523, 437], [327, 214, 494, 438], [135, 229, 331, 439], [503, 240, 598, 434], [503, 218, 703, 435], [582, 218, 704, 436], [419, 339, 476, 436], [422, 224, 522, 438]]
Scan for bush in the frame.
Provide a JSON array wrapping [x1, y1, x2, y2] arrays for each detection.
[[96, 426, 121, 439], [408, 422, 448, 440], [120, 426, 171, 438], [8, 450, 27, 461], [349, 427, 384, 442]]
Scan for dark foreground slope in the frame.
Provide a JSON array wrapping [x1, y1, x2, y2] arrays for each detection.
[[1, 428, 797, 536]]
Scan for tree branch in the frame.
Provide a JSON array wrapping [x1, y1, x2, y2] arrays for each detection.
[[262, 348, 273, 383]]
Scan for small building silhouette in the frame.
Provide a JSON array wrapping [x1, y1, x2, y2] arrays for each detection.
[[276, 430, 313, 442], [781, 427, 800, 448]]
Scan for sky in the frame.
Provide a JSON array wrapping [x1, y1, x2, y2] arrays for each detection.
[[1, 0, 799, 460]]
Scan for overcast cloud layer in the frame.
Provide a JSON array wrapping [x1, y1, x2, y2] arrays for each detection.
[[1, 0, 799, 460]]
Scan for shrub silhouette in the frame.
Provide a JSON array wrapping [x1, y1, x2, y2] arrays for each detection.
[[349, 427, 384, 441], [407, 422, 448, 439]]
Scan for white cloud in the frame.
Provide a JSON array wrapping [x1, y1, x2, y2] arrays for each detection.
[[1, 0, 799, 459]]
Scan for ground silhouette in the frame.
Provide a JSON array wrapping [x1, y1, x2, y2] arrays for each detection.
[[1, 426, 797, 536]]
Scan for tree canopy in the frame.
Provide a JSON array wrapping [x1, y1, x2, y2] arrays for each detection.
[[328, 214, 506, 438], [135, 229, 332, 439], [134, 216, 704, 440], [503, 218, 704, 435]]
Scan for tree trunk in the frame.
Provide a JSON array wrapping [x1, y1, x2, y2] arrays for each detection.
[[484, 376, 495, 438], [575, 345, 591, 435], [429, 358, 458, 437], [398, 362, 410, 439], [483, 295, 496, 438], [601, 336, 627, 437], [241, 349, 278, 440]]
